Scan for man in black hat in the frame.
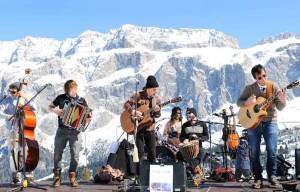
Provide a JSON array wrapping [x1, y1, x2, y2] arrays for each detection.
[[124, 75, 161, 162]]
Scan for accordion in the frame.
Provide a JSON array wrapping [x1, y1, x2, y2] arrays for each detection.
[[62, 102, 92, 132]]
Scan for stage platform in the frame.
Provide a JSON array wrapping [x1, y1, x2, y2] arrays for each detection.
[[0, 180, 299, 192]]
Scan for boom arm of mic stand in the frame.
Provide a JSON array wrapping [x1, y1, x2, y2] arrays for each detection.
[[0, 95, 8, 104], [8, 84, 50, 121]]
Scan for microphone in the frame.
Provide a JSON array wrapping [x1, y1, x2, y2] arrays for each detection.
[[0, 94, 8, 104], [45, 83, 53, 88], [213, 113, 222, 117]]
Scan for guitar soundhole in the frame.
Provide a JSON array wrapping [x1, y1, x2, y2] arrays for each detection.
[[253, 104, 260, 113], [246, 110, 251, 119]]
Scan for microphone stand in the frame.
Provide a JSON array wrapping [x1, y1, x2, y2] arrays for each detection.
[[132, 81, 140, 189], [202, 117, 241, 178], [202, 120, 222, 176], [213, 110, 236, 182], [208, 117, 212, 175], [0, 95, 7, 104]]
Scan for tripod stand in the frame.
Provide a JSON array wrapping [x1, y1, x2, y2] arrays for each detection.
[[212, 109, 241, 181]]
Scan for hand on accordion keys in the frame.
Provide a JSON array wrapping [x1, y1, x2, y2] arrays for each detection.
[[86, 112, 92, 124]]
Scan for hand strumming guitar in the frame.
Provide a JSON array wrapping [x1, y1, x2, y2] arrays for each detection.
[[131, 110, 143, 118], [245, 95, 256, 106]]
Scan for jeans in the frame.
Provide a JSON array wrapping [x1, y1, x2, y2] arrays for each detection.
[[136, 129, 156, 162], [8, 129, 33, 180], [8, 130, 18, 172], [247, 121, 278, 180], [54, 128, 81, 173]]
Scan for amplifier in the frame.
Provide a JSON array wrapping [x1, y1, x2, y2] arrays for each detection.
[[295, 149, 300, 180], [139, 161, 187, 191]]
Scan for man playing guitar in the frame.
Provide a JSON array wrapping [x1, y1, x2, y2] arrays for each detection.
[[237, 64, 286, 189], [123, 75, 161, 163]]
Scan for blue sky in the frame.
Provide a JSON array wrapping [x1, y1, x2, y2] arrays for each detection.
[[0, 0, 299, 48]]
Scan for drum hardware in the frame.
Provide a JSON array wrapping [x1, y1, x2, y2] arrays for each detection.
[[156, 144, 178, 164]]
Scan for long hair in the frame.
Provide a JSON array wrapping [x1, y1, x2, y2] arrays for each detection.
[[170, 106, 182, 122]]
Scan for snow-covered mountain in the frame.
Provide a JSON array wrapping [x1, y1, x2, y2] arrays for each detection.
[[0, 24, 300, 182]]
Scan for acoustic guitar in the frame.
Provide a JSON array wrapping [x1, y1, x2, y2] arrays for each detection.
[[120, 96, 182, 134], [239, 80, 299, 129]]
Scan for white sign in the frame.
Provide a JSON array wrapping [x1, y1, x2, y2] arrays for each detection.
[[149, 165, 173, 192]]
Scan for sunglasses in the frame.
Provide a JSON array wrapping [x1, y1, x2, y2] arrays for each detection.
[[9, 90, 17, 94], [257, 74, 267, 80]]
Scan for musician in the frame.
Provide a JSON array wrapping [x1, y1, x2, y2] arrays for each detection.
[[49, 80, 91, 187], [123, 75, 161, 163], [179, 107, 208, 170], [0, 83, 35, 184], [180, 107, 208, 147], [163, 107, 182, 145], [237, 64, 286, 189]]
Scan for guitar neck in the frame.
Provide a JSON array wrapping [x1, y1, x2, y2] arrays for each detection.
[[258, 87, 287, 108], [229, 107, 237, 129], [144, 100, 170, 115]]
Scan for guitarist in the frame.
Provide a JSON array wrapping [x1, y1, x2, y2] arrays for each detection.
[[123, 75, 161, 163], [237, 64, 286, 189]]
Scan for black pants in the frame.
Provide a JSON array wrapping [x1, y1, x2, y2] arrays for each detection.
[[136, 129, 156, 162], [54, 128, 80, 173]]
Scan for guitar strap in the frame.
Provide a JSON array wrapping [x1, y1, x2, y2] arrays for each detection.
[[265, 81, 273, 109], [151, 96, 156, 110]]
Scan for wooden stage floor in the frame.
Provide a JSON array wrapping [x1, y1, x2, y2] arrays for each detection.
[[0, 180, 299, 192]]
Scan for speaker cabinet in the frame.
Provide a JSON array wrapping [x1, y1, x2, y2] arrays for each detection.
[[295, 148, 300, 179], [139, 161, 187, 191]]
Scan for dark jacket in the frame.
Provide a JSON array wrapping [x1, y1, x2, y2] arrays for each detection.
[[235, 138, 251, 170], [52, 93, 89, 129], [180, 120, 209, 147]]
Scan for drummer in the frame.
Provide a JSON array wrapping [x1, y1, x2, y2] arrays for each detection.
[[163, 107, 182, 145], [180, 108, 208, 145], [180, 107, 209, 165]]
